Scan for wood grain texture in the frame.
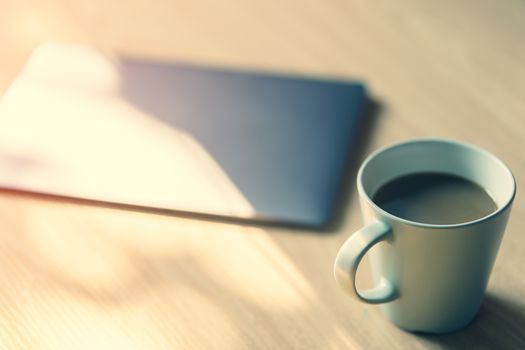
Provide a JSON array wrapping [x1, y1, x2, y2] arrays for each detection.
[[0, 0, 524, 348]]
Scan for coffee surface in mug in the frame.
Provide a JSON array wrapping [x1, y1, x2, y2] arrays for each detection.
[[372, 172, 497, 225]]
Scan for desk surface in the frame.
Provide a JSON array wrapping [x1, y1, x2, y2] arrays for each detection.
[[1, 0, 524, 348]]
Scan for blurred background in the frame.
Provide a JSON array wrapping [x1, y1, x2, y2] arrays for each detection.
[[2, 0, 524, 146]]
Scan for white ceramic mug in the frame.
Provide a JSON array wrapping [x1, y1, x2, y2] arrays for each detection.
[[334, 139, 516, 334]]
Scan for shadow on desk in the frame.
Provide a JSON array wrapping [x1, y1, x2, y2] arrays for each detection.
[[419, 293, 525, 349]]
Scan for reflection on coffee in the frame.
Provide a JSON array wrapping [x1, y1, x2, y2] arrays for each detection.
[[372, 172, 497, 225]]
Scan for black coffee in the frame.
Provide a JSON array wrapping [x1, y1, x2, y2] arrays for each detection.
[[372, 172, 497, 225]]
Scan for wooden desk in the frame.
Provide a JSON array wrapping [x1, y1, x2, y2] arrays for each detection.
[[1, 0, 524, 348]]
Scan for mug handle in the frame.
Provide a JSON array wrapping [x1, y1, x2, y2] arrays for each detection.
[[334, 220, 398, 304]]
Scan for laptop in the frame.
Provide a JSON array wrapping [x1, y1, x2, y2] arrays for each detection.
[[0, 43, 366, 227]]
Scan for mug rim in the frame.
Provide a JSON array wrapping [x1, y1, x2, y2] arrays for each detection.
[[357, 138, 517, 229]]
